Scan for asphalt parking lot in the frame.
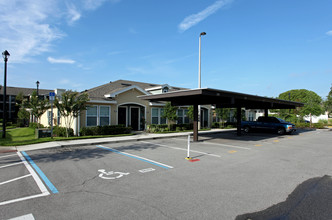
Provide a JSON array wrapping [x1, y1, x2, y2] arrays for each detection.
[[1, 129, 331, 220]]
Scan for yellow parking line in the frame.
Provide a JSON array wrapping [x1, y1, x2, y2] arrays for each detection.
[[255, 144, 262, 147], [273, 140, 279, 143], [228, 150, 237, 154]]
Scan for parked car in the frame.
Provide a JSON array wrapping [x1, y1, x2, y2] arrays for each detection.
[[241, 116, 296, 135]]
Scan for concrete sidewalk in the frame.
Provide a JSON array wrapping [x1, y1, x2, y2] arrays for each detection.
[[1, 129, 235, 152]]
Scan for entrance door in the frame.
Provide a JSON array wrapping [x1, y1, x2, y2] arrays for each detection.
[[118, 107, 127, 126], [130, 108, 139, 130]]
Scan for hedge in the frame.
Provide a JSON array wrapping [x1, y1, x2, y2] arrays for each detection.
[[53, 126, 74, 137], [80, 125, 132, 136], [147, 123, 193, 133]]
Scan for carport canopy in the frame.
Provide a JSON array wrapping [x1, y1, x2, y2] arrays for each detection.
[[140, 88, 304, 141]]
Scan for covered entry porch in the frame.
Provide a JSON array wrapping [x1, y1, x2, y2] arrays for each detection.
[[117, 103, 145, 131]]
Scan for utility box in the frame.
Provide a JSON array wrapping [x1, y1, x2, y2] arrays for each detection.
[[36, 129, 52, 139]]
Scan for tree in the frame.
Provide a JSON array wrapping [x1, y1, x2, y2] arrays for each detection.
[[324, 85, 332, 117], [15, 92, 29, 126], [162, 102, 178, 130], [55, 90, 89, 137], [277, 89, 324, 121], [26, 91, 49, 128], [216, 108, 231, 128]]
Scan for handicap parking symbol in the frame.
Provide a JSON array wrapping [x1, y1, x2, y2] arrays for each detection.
[[98, 169, 130, 180]]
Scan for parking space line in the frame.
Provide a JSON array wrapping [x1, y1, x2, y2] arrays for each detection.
[[0, 193, 49, 206], [0, 153, 51, 206], [172, 138, 251, 150], [96, 145, 174, 169], [0, 154, 17, 159], [140, 141, 221, 158], [0, 174, 32, 186], [21, 151, 58, 194], [17, 152, 51, 194], [0, 161, 24, 169], [8, 213, 35, 220], [195, 141, 251, 150]]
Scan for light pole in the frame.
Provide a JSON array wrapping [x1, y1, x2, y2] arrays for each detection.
[[2, 50, 10, 138], [198, 32, 206, 130], [36, 81, 40, 97], [198, 32, 206, 88]]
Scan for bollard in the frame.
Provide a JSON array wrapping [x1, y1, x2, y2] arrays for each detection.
[[185, 134, 192, 160]]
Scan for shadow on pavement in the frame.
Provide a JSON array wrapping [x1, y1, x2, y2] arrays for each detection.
[[199, 129, 316, 142], [235, 175, 332, 220], [27, 143, 162, 163]]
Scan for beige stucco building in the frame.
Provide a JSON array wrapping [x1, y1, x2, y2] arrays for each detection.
[[40, 80, 213, 135]]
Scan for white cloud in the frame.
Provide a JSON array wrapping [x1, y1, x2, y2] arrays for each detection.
[[48, 57, 76, 64], [0, 0, 63, 62], [0, 0, 116, 63], [67, 3, 81, 25], [83, 0, 120, 10], [326, 30, 332, 36], [178, 0, 233, 32]]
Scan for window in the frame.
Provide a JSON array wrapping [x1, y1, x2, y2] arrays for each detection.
[[87, 106, 97, 126], [99, 106, 110, 126], [151, 108, 166, 124], [248, 111, 254, 121], [177, 109, 189, 124], [177, 109, 184, 124], [152, 108, 159, 124]]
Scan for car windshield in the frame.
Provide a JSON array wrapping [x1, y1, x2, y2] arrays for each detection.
[[277, 118, 286, 123]]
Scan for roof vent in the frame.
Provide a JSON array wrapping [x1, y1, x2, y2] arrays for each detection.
[[121, 83, 132, 86]]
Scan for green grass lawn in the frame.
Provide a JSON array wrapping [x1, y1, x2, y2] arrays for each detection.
[[0, 127, 133, 147]]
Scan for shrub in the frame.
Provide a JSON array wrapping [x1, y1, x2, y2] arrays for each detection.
[[318, 119, 328, 125], [53, 126, 74, 137], [80, 125, 131, 136], [147, 123, 193, 133], [312, 122, 325, 129], [29, 122, 44, 129]]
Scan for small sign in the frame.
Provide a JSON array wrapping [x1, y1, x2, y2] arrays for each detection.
[[49, 92, 55, 101]]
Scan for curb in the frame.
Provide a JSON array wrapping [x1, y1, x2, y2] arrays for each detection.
[[14, 129, 235, 152]]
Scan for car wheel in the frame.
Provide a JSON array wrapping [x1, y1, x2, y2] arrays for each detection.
[[244, 126, 250, 133], [277, 127, 285, 135]]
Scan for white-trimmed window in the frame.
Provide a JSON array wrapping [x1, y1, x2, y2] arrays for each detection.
[[177, 109, 189, 124], [86, 105, 111, 126], [99, 106, 110, 126], [86, 106, 98, 126], [151, 108, 166, 124]]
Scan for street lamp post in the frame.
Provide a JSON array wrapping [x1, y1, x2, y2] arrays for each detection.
[[198, 32, 206, 130], [2, 50, 10, 138], [36, 81, 40, 96], [198, 32, 206, 88]]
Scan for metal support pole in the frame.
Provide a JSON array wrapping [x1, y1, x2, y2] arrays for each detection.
[[2, 53, 8, 138], [51, 102, 54, 138], [236, 107, 241, 136], [193, 104, 198, 142], [264, 109, 269, 118]]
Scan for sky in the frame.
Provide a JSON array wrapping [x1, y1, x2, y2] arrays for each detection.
[[0, 0, 331, 99]]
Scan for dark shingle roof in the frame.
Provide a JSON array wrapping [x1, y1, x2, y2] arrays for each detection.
[[0, 86, 53, 96], [84, 79, 187, 101]]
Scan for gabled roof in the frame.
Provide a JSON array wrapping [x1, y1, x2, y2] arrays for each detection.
[[104, 85, 150, 98], [83, 79, 187, 101], [0, 86, 53, 96]]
